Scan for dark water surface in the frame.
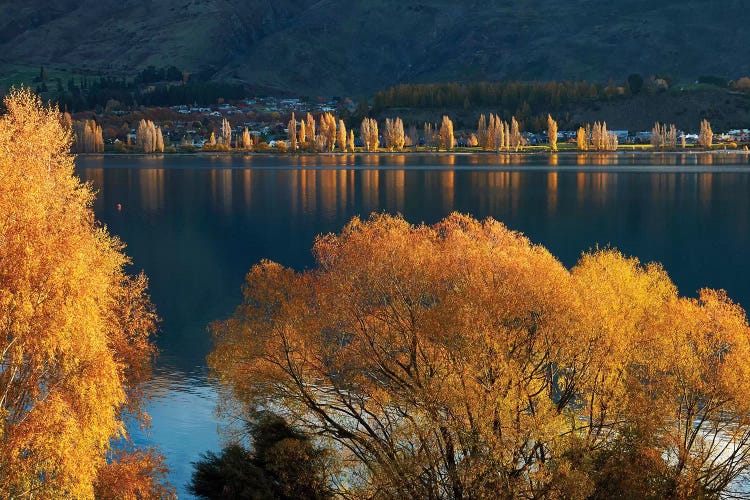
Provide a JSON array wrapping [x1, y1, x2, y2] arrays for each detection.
[[75, 152, 750, 497]]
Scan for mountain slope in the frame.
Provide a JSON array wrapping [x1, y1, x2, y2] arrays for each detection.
[[1, 0, 749, 95]]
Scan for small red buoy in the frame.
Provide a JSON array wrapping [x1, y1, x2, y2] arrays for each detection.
[[116, 203, 122, 211]]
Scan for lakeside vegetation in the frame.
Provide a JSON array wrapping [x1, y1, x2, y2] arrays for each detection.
[[0, 89, 172, 497], [4, 86, 750, 498], [207, 213, 750, 498]]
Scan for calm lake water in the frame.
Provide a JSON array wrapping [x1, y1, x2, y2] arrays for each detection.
[[75, 152, 750, 497]]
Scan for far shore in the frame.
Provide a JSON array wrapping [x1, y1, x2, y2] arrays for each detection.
[[73, 148, 750, 158]]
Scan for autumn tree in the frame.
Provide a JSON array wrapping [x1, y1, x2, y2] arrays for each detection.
[[221, 117, 232, 147], [337, 119, 347, 152], [239, 127, 253, 150], [699, 119, 713, 148], [319, 112, 337, 152], [547, 114, 558, 152], [477, 114, 488, 149], [384, 117, 406, 151], [288, 112, 297, 151], [73, 119, 104, 153], [306, 113, 316, 145], [666, 123, 677, 148], [347, 129, 355, 152], [407, 124, 419, 149], [439, 115, 454, 151], [424, 122, 438, 150], [211, 212, 750, 499], [361, 117, 379, 152], [155, 125, 165, 152], [136, 119, 159, 153], [577, 126, 588, 151], [509, 116, 524, 151], [651, 122, 666, 148], [299, 119, 307, 146], [0, 89, 172, 498]]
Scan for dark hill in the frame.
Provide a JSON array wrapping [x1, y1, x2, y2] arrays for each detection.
[[1, 0, 749, 95]]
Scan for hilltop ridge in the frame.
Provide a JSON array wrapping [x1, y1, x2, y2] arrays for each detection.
[[1, 1, 749, 95]]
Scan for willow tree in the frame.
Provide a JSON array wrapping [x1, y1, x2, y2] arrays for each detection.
[[0, 89, 172, 498], [211, 213, 750, 499]]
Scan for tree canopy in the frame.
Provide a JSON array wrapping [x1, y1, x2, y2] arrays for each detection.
[[0, 88, 172, 498], [210, 213, 750, 499]]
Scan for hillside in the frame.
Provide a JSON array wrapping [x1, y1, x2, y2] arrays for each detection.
[[1, 0, 750, 95]]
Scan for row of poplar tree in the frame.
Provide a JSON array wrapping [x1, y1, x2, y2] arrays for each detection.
[[69, 113, 719, 154]]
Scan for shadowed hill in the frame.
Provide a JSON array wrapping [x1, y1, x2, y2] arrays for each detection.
[[1, 0, 749, 95]]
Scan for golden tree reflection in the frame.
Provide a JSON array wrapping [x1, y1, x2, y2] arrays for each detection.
[[209, 169, 233, 214], [139, 169, 165, 213], [547, 171, 558, 215]]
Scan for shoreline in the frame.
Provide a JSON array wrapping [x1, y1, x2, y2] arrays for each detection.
[[73, 149, 750, 158]]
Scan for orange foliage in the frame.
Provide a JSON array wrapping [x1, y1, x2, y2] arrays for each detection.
[[95, 449, 174, 500], [0, 89, 170, 498], [211, 213, 750, 498]]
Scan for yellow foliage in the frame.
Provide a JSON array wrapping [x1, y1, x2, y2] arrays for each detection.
[[0, 88, 169, 498], [211, 213, 750, 498]]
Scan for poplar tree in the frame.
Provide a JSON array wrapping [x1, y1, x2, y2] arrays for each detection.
[[305, 113, 316, 144], [699, 119, 713, 148], [477, 114, 488, 150], [439, 115, 454, 151], [319, 112, 337, 152], [408, 125, 419, 149], [384, 117, 405, 151], [495, 116, 505, 152], [136, 119, 158, 153], [547, 114, 558, 152], [221, 118, 232, 147], [361, 118, 379, 152], [667, 124, 677, 148], [577, 127, 588, 151], [509, 116, 523, 152], [155, 126, 164, 152], [337, 119, 347, 152], [241, 127, 253, 150], [299, 120, 307, 146], [347, 129, 355, 152], [424, 123, 438, 151], [288, 113, 297, 151]]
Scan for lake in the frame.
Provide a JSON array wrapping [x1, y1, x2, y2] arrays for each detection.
[[75, 152, 750, 497]]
